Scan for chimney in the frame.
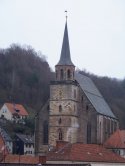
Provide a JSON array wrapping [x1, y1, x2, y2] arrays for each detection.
[[38, 156, 46, 164]]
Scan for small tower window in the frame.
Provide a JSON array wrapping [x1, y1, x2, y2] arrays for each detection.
[[67, 69, 71, 79], [58, 118, 62, 124], [58, 128, 63, 140], [59, 105, 62, 112], [56, 70, 58, 79], [60, 69, 64, 80], [73, 71, 74, 78], [74, 89, 76, 98]]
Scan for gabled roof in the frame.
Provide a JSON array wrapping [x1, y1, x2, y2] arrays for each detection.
[[47, 142, 125, 163], [4, 103, 28, 116], [56, 21, 74, 66], [16, 133, 34, 144], [104, 129, 125, 149], [75, 72, 116, 118]]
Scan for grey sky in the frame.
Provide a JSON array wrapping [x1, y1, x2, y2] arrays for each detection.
[[0, 0, 125, 79]]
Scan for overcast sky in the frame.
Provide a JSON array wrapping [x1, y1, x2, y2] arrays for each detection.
[[0, 0, 125, 79]]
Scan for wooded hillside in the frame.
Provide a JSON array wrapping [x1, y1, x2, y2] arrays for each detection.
[[0, 44, 53, 110], [0, 44, 125, 129]]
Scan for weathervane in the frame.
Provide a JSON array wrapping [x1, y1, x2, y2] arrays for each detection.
[[65, 10, 68, 20]]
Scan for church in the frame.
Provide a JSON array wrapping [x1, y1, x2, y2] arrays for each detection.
[[35, 19, 119, 155]]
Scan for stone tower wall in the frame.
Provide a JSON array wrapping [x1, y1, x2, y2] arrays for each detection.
[[49, 82, 79, 146]]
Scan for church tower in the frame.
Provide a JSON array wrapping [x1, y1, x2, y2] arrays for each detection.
[[49, 19, 79, 146]]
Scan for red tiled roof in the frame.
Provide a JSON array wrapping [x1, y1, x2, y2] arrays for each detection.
[[3, 154, 39, 164], [47, 142, 125, 163], [104, 129, 125, 149], [2, 142, 125, 164], [5, 103, 28, 116]]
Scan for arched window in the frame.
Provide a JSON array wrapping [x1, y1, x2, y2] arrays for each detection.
[[59, 105, 62, 112], [56, 70, 58, 79], [58, 128, 63, 140], [60, 69, 64, 80], [43, 120, 48, 144], [58, 118, 62, 124], [99, 121, 102, 143], [87, 123, 91, 143], [86, 105, 89, 110], [74, 89, 76, 98], [67, 69, 71, 79]]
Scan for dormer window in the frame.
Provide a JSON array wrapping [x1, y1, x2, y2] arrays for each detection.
[[15, 109, 20, 113]]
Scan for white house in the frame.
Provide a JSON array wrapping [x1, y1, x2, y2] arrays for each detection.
[[0, 103, 28, 123], [15, 134, 34, 156]]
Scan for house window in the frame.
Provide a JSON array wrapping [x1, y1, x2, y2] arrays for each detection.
[[58, 128, 63, 140], [59, 105, 62, 112], [43, 120, 48, 144]]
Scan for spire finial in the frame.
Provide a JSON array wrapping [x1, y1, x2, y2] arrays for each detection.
[[65, 10, 68, 20]]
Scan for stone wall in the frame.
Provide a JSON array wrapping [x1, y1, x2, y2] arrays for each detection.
[[49, 81, 79, 146]]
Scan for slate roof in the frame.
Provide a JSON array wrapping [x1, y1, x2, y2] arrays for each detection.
[[75, 72, 116, 118], [16, 134, 34, 144], [56, 21, 74, 66], [47, 142, 125, 163], [0, 127, 12, 142], [0, 133, 8, 155], [5, 103, 28, 116], [104, 129, 125, 148]]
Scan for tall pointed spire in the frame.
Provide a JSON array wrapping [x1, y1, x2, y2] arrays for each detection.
[[56, 17, 74, 66]]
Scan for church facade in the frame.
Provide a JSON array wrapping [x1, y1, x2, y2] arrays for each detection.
[[35, 20, 119, 155]]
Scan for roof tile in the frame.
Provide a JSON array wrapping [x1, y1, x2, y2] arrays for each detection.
[[104, 129, 125, 148], [5, 103, 28, 116]]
